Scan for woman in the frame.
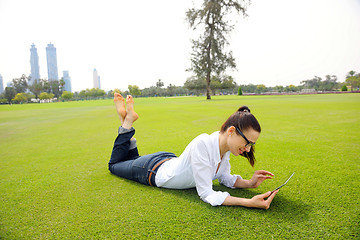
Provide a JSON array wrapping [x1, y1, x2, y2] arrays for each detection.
[[108, 93, 279, 209]]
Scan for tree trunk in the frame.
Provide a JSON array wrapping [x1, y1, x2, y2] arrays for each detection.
[[206, 72, 211, 100]]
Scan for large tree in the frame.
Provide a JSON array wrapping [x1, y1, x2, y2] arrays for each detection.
[[186, 0, 250, 99], [345, 71, 360, 90], [4, 87, 16, 104], [12, 74, 29, 93]]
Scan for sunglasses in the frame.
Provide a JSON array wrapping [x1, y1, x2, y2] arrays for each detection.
[[235, 127, 256, 147]]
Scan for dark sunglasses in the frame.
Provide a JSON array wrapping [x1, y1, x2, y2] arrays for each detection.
[[235, 127, 256, 147]]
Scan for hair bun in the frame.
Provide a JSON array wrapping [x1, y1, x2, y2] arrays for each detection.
[[238, 106, 250, 113]]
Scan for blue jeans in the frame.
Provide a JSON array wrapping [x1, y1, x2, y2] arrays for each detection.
[[108, 127, 176, 186]]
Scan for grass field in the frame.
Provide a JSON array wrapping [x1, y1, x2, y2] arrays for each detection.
[[1, 94, 359, 239]]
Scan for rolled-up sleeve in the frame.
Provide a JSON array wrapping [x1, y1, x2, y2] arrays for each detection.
[[190, 139, 230, 206], [218, 160, 242, 189]]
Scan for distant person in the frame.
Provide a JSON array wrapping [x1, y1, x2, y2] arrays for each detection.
[[108, 93, 278, 209]]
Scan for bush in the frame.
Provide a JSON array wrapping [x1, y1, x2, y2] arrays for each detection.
[[238, 87, 243, 95], [341, 85, 348, 91], [62, 91, 74, 100]]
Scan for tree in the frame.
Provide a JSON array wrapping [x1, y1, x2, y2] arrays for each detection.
[[12, 74, 29, 93], [345, 71, 360, 90], [156, 79, 164, 88], [59, 78, 65, 93], [28, 79, 44, 98], [13, 93, 28, 103], [186, 0, 250, 99], [39, 92, 54, 100], [346, 70, 356, 78], [285, 85, 298, 92], [184, 76, 207, 95], [256, 84, 267, 94], [341, 85, 348, 91], [4, 87, 16, 104], [167, 84, 176, 96], [321, 75, 338, 91], [49, 80, 61, 98], [239, 84, 256, 93], [238, 87, 243, 95], [301, 76, 322, 90], [221, 75, 236, 90], [274, 85, 284, 93], [62, 91, 74, 100], [128, 85, 141, 96]]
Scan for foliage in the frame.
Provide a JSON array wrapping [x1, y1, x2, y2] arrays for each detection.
[[345, 71, 360, 90], [49, 80, 62, 98], [186, 0, 250, 99], [28, 79, 45, 98], [300, 75, 339, 91], [12, 93, 29, 103], [256, 84, 267, 94], [78, 88, 106, 100], [284, 84, 298, 92], [4, 87, 16, 104], [184, 74, 237, 95], [341, 85, 348, 91], [12, 74, 29, 93], [39, 92, 55, 100], [156, 79, 164, 88], [238, 87, 242, 95], [62, 91, 74, 100], [128, 85, 141, 96]]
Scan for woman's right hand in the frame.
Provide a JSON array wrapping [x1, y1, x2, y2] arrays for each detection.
[[248, 190, 279, 209]]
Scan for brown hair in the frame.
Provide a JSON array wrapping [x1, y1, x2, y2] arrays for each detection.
[[220, 106, 261, 167]]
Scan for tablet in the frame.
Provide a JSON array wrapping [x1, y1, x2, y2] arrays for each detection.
[[271, 172, 295, 194]]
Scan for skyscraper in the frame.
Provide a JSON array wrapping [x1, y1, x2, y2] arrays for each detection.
[[62, 71, 72, 92], [93, 69, 100, 89], [0, 74, 4, 94], [29, 43, 40, 85], [46, 43, 59, 81]]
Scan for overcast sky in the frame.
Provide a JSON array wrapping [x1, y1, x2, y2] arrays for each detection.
[[0, 0, 359, 92]]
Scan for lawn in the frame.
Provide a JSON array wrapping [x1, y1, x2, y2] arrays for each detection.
[[0, 94, 359, 239]]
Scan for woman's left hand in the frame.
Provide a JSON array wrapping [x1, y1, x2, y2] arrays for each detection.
[[248, 170, 274, 188]]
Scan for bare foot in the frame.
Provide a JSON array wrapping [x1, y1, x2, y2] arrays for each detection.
[[122, 95, 139, 129], [114, 93, 126, 124], [125, 95, 139, 123]]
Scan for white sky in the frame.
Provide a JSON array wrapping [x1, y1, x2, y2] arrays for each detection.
[[0, 0, 359, 92]]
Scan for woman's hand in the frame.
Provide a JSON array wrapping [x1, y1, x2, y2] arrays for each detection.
[[248, 170, 274, 188], [248, 190, 279, 209], [222, 190, 279, 209]]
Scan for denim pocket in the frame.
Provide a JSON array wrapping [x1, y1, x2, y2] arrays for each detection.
[[132, 156, 152, 169]]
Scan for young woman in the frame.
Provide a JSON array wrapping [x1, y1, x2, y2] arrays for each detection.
[[108, 93, 279, 209]]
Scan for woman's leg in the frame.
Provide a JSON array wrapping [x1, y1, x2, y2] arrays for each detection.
[[108, 94, 175, 186], [108, 94, 139, 165]]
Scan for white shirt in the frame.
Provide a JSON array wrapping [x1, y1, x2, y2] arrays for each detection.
[[155, 131, 241, 206]]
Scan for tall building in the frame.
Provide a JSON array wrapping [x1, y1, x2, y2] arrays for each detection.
[[0, 74, 4, 94], [62, 71, 72, 92], [29, 43, 40, 85], [93, 69, 100, 89], [46, 43, 59, 81]]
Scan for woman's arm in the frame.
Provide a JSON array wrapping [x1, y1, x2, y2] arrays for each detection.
[[233, 170, 274, 188], [222, 190, 279, 209]]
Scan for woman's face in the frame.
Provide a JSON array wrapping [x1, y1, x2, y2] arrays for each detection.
[[227, 127, 260, 156]]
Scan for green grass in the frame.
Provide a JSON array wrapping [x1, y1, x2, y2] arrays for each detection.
[[1, 94, 359, 239]]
